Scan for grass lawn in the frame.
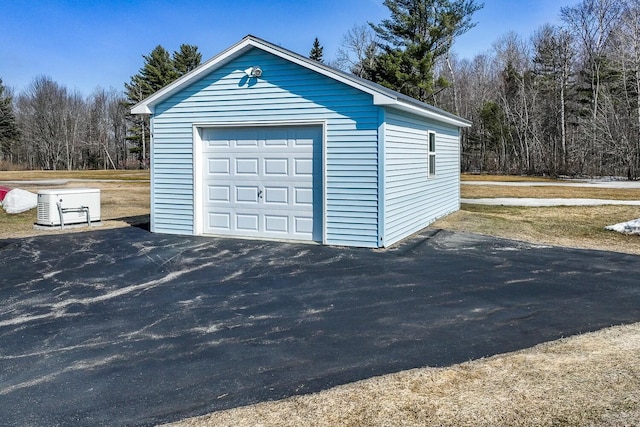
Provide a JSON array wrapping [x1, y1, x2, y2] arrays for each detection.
[[461, 173, 562, 182], [435, 204, 640, 255], [0, 169, 149, 181], [2, 171, 639, 426], [462, 184, 640, 200], [448, 179, 640, 254]]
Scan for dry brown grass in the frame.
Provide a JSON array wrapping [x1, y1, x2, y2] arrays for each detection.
[[454, 182, 640, 254], [0, 169, 149, 181], [462, 184, 640, 200], [166, 323, 640, 427], [435, 204, 640, 255], [462, 174, 561, 182], [0, 160, 29, 171]]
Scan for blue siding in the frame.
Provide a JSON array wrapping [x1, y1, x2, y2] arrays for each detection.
[[151, 48, 380, 247], [383, 108, 460, 247]]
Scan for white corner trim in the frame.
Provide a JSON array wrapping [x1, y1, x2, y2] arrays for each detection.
[[192, 125, 204, 235], [320, 121, 328, 246], [377, 108, 386, 248]]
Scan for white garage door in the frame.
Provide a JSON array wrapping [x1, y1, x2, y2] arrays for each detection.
[[201, 125, 322, 242]]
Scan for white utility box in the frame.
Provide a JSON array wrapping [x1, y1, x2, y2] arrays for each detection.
[[36, 188, 101, 227]]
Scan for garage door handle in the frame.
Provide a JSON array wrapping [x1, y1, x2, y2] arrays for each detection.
[[258, 189, 263, 199]]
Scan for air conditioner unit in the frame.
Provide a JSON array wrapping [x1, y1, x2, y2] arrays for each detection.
[[36, 188, 101, 227]]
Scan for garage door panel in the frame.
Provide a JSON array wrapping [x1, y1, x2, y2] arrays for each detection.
[[209, 212, 231, 230], [264, 137, 288, 147], [202, 125, 321, 242], [208, 185, 230, 202], [236, 186, 260, 203], [232, 129, 259, 146], [264, 215, 288, 233], [292, 129, 316, 146], [205, 139, 230, 148], [237, 214, 259, 231], [295, 217, 313, 234], [294, 188, 313, 205], [294, 159, 313, 175], [264, 187, 288, 204], [264, 158, 288, 175], [294, 138, 314, 146], [209, 159, 229, 174], [236, 158, 259, 175], [235, 138, 259, 147]]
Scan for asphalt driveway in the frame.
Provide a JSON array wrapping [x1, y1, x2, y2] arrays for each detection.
[[1, 227, 639, 426]]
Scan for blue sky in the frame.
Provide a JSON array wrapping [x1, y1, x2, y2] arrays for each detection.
[[1, 0, 577, 96]]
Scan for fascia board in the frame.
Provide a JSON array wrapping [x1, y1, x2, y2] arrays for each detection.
[[379, 99, 472, 128]]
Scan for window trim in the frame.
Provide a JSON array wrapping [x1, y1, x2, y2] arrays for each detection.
[[428, 131, 436, 177]]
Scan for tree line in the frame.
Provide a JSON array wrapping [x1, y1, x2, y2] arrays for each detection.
[[1, 0, 638, 179], [332, 0, 640, 178], [4, 79, 129, 170], [444, 0, 640, 178], [0, 45, 201, 170]]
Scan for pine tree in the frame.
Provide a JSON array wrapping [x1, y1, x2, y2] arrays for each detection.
[[124, 46, 175, 167], [367, 0, 482, 102], [309, 37, 324, 62], [173, 44, 202, 76], [125, 45, 176, 103], [125, 44, 202, 167], [0, 78, 19, 160]]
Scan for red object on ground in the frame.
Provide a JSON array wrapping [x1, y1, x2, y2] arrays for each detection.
[[0, 186, 11, 202]]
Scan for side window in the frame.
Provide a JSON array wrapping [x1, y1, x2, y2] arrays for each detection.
[[428, 131, 436, 177]]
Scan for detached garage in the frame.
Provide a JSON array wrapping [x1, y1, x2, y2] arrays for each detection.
[[132, 35, 471, 248]]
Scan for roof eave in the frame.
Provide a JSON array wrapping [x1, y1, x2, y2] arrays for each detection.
[[131, 104, 153, 115], [130, 35, 473, 129], [130, 37, 257, 115], [251, 39, 400, 105], [376, 98, 472, 128], [228, 37, 472, 128]]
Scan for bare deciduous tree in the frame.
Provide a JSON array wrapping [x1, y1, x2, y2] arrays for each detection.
[[12, 76, 129, 170], [334, 24, 379, 78], [16, 76, 69, 170], [610, 0, 640, 178], [561, 0, 623, 173]]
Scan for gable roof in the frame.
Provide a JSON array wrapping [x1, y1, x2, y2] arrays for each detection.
[[131, 35, 472, 128]]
